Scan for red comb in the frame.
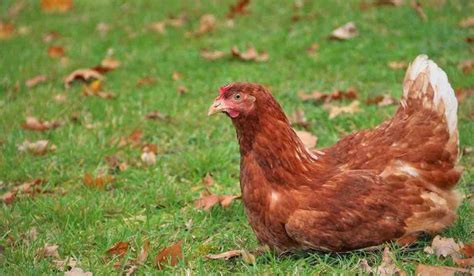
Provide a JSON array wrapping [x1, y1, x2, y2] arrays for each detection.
[[219, 84, 231, 95]]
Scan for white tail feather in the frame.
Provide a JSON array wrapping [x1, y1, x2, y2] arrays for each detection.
[[403, 55, 458, 135]]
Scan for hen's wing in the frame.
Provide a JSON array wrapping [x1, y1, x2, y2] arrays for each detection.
[[284, 170, 419, 252], [318, 55, 460, 190]]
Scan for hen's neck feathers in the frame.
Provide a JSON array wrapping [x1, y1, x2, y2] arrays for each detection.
[[232, 92, 318, 182]]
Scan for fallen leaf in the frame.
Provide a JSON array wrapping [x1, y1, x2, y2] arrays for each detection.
[[306, 43, 319, 55], [366, 94, 397, 107], [200, 49, 226, 60], [48, 45, 65, 58], [207, 250, 243, 260], [220, 195, 241, 208], [324, 100, 361, 119], [330, 22, 358, 40], [458, 60, 474, 74], [360, 247, 403, 275], [83, 173, 114, 188], [64, 68, 104, 88], [37, 244, 60, 259], [415, 264, 471, 276], [453, 257, 474, 267], [411, 1, 427, 21], [22, 116, 62, 131], [26, 227, 38, 242], [96, 22, 110, 36], [388, 61, 408, 70], [137, 240, 150, 264], [92, 57, 121, 73], [424, 235, 462, 258], [289, 108, 309, 129], [53, 257, 77, 271], [459, 17, 474, 28], [177, 85, 187, 95], [461, 241, 474, 257], [105, 155, 127, 173], [172, 71, 182, 81], [65, 267, 93, 276], [375, 0, 404, 6], [155, 240, 184, 269], [145, 111, 169, 121], [195, 14, 216, 36], [17, 140, 56, 155], [148, 22, 166, 34], [194, 194, 220, 211], [43, 31, 60, 43], [227, 0, 251, 18], [0, 22, 14, 39], [136, 76, 157, 87], [298, 88, 357, 103], [141, 151, 157, 166], [41, 0, 73, 12], [231, 46, 268, 62], [25, 75, 48, 88], [201, 173, 214, 187], [2, 191, 16, 204], [295, 130, 317, 149], [106, 241, 129, 257]]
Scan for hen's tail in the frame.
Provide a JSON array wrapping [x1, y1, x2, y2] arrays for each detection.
[[401, 55, 458, 140]]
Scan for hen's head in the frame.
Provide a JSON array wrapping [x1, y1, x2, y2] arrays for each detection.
[[208, 82, 278, 120]]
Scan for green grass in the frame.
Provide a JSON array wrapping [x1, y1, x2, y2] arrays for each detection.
[[1, 0, 473, 274]]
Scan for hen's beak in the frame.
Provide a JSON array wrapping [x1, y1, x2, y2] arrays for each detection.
[[208, 99, 225, 116]]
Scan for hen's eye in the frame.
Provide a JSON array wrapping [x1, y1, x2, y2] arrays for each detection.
[[234, 93, 241, 100]]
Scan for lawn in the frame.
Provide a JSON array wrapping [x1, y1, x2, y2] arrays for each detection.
[[1, 0, 473, 274]]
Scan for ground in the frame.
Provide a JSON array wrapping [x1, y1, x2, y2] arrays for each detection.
[[0, 0, 473, 274]]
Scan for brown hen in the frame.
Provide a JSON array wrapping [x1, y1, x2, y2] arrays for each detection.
[[208, 55, 462, 252]]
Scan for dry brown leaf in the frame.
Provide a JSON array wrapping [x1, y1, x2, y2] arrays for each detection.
[[145, 111, 169, 121], [155, 240, 184, 270], [48, 45, 65, 58], [388, 61, 408, 70], [460, 17, 474, 28], [324, 100, 361, 119], [299, 88, 358, 103], [53, 257, 77, 271], [0, 22, 15, 39], [172, 71, 182, 81], [106, 241, 129, 257], [200, 49, 226, 60], [201, 173, 214, 187], [458, 60, 474, 74], [37, 244, 60, 259], [22, 116, 62, 131], [195, 14, 216, 35], [366, 94, 397, 107], [96, 22, 110, 36], [330, 22, 358, 40], [65, 267, 93, 276], [148, 22, 166, 34], [41, 0, 73, 12], [220, 195, 241, 208], [105, 155, 127, 173], [136, 76, 157, 87], [83, 173, 114, 188], [375, 0, 404, 6], [207, 250, 243, 260], [289, 108, 309, 129], [231, 46, 268, 62], [227, 0, 251, 18], [25, 75, 48, 88], [98, 57, 121, 71], [415, 264, 471, 276], [195, 194, 220, 211], [424, 235, 462, 258], [461, 241, 474, 257], [17, 140, 56, 156], [360, 247, 403, 275], [137, 240, 150, 264], [141, 151, 157, 166], [295, 130, 317, 149], [64, 68, 104, 88], [43, 31, 60, 43], [306, 43, 319, 55], [177, 85, 187, 95], [453, 256, 474, 267], [2, 191, 16, 204], [411, 1, 427, 21]]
